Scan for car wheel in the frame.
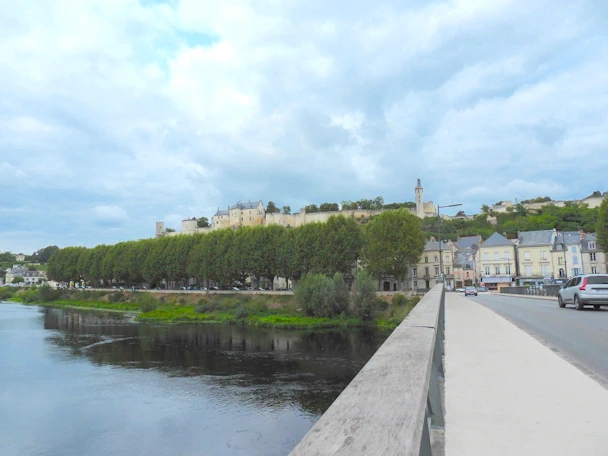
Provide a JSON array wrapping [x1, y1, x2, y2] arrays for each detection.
[[558, 295, 565, 308], [593, 305, 600, 310], [574, 295, 584, 311]]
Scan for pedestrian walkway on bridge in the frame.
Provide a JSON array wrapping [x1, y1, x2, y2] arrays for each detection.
[[445, 292, 608, 456]]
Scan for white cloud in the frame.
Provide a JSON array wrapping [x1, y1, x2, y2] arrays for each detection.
[[1, 0, 608, 252]]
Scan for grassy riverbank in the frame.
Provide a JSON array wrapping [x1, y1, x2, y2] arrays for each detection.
[[0, 287, 419, 330]]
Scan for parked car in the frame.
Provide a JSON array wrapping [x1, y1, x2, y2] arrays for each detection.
[[464, 286, 478, 296], [211, 286, 219, 290], [258, 287, 265, 291], [180, 286, 187, 290], [188, 286, 197, 290], [558, 274, 608, 310], [232, 287, 240, 291], [455, 287, 465, 293], [478, 286, 488, 292], [200, 287, 208, 291]]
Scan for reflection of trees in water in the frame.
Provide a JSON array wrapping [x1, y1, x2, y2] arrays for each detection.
[[42, 307, 388, 415]]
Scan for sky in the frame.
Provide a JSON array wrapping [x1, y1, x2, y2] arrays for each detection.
[[2, 0, 608, 254]]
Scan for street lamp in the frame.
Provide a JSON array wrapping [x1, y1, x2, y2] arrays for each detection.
[[556, 240, 568, 281], [437, 203, 462, 285]]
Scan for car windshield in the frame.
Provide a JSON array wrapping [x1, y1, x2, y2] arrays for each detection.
[[587, 276, 608, 284], [465, 287, 476, 290]]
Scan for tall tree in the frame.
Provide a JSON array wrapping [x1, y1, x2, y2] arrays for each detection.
[[266, 201, 280, 213], [363, 209, 425, 289], [316, 215, 364, 276], [282, 206, 291, 214], [319, 202, 340, 212], [597, 197, 608, 251], [304, 204, 319, 213], [197, 217, 210, 228]]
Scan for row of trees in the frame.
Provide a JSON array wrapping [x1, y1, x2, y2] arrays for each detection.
[[263, 197, 417, 215], [48, 210, 426, 290]]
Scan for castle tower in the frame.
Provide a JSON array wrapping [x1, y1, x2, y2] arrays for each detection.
[[415, 178, 424, 218], [155, 221, 165, 238]]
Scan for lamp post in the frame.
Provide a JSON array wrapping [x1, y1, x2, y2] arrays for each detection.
[[438, 203, 462, 285]]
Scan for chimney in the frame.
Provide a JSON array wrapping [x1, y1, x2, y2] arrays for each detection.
[[580, 229, 585, 240]]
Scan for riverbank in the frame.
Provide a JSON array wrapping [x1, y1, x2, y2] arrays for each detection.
[[0, 287, 418, 330]]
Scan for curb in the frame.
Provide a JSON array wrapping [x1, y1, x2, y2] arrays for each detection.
[[498, 293, 556, 302]]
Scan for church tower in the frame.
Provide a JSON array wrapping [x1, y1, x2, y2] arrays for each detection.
[[415, 178, 424, 218]]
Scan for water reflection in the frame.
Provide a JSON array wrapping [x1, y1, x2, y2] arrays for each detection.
[[1, 303, 388, 456]]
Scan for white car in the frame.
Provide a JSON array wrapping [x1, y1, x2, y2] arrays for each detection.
[[455, 287, 465, 293]]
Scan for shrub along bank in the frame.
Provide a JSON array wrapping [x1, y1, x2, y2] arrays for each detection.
[[1, 284, 420, 330]]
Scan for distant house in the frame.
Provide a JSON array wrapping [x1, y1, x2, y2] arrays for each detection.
[[5, 265, 46, 286], [15, 254, 25, 262]]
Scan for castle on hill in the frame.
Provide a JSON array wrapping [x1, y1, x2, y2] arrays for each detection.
[[155, 179, 437, 237]]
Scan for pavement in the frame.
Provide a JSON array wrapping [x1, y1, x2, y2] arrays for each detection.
[[444, 292, 608, 456]]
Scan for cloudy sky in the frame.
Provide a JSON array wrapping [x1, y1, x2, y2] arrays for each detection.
[[2, 0, 607, 254]]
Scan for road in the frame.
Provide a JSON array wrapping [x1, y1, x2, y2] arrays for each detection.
[[467, 293, 608, 386]]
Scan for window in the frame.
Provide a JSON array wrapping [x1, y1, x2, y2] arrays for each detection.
[[572, 246, 577, 253], [412, 268, 418, 277], [524, 252, 530, 261], [591, 267, 598, 274], [434, 256, 438, 263], [434, 267, 440, 276], [573, 268, 580, 275], [558, 257, 563, 265], [541, 265, 549, 276], [425, 257, 428, 263], [540, 251, 547, 260], [413, 280, 418, 288], [572, 256, 578, 265], [589, 242, 596, 250], [494, 252, 499, 260], [505, 265, 511, 275], [483, 253, 489, 261], [525, 265, 531, 276], [590, 253, 597, 261], [445, 267, 450, 275], [485, 267, 490, 275], [445, 255, 450, 263], [504, 252, 511, 260], [425, 267, 429, 276], [559, 268, 565, 278], [495, 266, 500, 275]]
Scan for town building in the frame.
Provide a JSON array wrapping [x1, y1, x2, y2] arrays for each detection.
[[408, 238, 456, 291], [581, 233, 607, 275], [453, 235, 481, 288], [477, 233, 517, 291], [5, 265, 46, 286], [516, 230, 557, 286]]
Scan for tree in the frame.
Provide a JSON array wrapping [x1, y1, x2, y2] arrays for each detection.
[[33, 245, 60, 263], [266, 201, 280, 213], [165, 228, 176, 233], [481, 204, 490, 213], [341, 200, 358, 210], [12, 276, 24, 284], [597, 197, 608, 251], [371, 196, 384, 210], [350, 270, 376, 320], [362, 209, 425, 289], [197, 217, 210, 228], [315, 215, 364, 275], [319, 202, 339, 212], [304, 204, 319, 213], [456, 210, 465, 217], [282, 206, 291, 214]]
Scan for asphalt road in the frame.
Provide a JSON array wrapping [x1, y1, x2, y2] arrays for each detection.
[[467, 293, 608, 386]]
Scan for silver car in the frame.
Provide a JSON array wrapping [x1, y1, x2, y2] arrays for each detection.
[[558, 274, 608, 310]]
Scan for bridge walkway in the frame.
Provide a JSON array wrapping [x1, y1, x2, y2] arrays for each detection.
[[444, 292, 608, 456]]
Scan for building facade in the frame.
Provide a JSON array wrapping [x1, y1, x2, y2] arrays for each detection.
[[476, 233, 517, 291], [5, 265, 46, 285], [408, 239, 456, 291]]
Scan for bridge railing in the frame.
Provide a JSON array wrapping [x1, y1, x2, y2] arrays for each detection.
[[289, 284, 445, 456], [500, 285, 561, 297]]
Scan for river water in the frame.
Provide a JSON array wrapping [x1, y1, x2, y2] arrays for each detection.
[[0, 302, 388, 456]]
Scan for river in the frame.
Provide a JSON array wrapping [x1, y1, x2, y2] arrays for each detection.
[[0, 302, 389, 456]]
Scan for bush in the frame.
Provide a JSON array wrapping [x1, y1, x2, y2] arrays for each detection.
[[295, 273, 351, 318], [195, 297, 222, 314], [39, 285, 62, 302], [375, 298, 388, 311], [392, 294, 408, 306], [108, 292, 125, 303], [351, 270, 376, 320], [234, 304, 249, 319], [137, 293, 158, 313]]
